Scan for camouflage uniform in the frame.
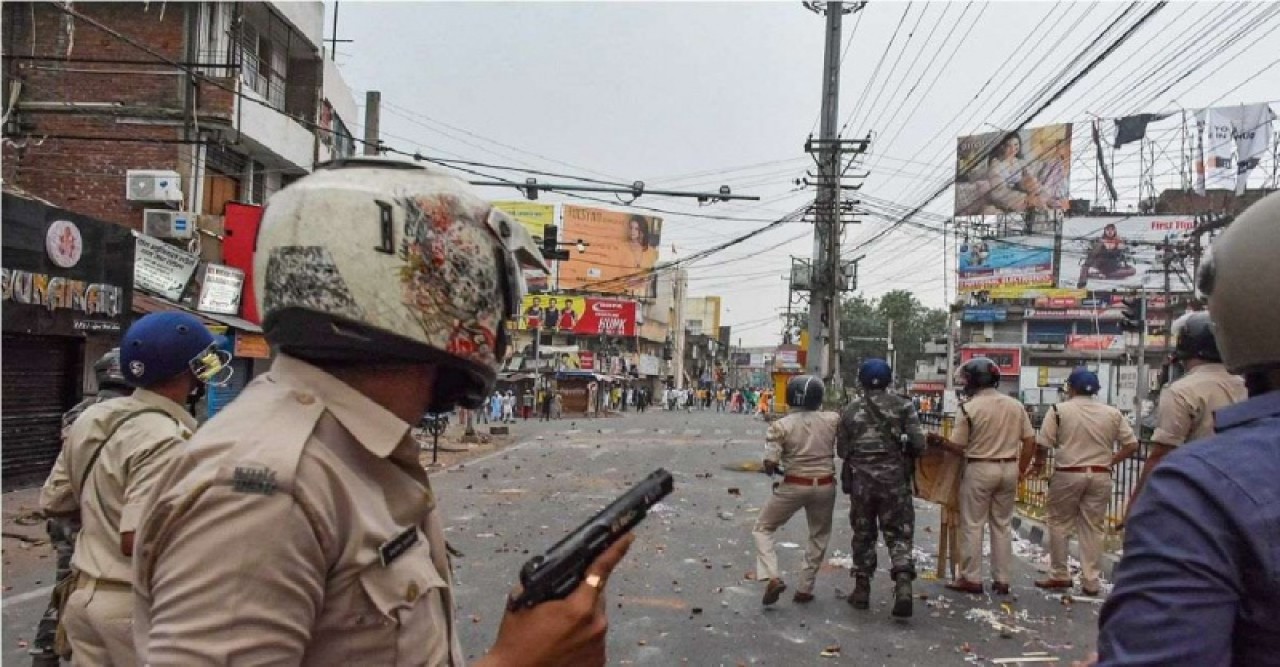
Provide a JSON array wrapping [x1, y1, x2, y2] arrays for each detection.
[[836, 389, 926, 579], [30, 388, 127, 659]]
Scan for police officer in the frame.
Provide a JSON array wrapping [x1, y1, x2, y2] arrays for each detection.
[[1030, 367, 1138, 597], [837, 359, 926, 617], [1096, 192, 1280, 664], [752, 375, 840, 605], [1126, 310, 1245, 520], [927, 357, 1036, 595], [133, 160, 633, 665], [30, 349, 131, 666], [41, 312, 226, 666]]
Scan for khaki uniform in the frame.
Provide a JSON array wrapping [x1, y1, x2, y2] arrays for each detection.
[[1038, 396, 1137, 588], [752, 410, 840, 594], [951, 389, 1034, 585], [55, 390, 195, 666], [134, 354, 465, 666], [1151, 363, 1246, 448]]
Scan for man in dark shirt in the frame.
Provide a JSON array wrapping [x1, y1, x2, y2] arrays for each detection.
[[1096, 192, 1280, 666]]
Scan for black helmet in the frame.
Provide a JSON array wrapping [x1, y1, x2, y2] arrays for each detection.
[[957, 357, 1001, 396], [93, 348, 129, 390], [1173, 311, 1222, 363], [785, 375, 825, 411]]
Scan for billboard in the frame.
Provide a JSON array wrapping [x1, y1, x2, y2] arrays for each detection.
[[558, 205, 662, 296], [954, 123, 1072, 216], [957, 237, 1055, 291], [515, 293, 637, 336], [493, 201, 555, 241], [960, 347, 1021, 375], [1058, 216, 1197, 292], [494, 202, 556, 293]]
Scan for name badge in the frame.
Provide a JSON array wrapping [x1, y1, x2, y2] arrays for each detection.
[[379, 527, 419, 567]]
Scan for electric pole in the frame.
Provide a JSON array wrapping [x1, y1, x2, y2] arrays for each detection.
[[802, 0, 867, 389]]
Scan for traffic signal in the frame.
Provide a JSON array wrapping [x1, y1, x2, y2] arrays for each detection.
[[1120, 296, 1145, 332], [540, 225, 570, 261]]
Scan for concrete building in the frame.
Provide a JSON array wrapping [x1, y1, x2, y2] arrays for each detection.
[[0, 1, 360, 484]]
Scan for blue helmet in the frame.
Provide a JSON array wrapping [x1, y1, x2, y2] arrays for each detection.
[[1066, 367, 1100, 395], [120, 312, 231, 388], [857, 358, 893, 390]]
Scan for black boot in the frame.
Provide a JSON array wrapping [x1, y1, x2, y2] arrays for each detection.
[[849, 575, 870, 609], [892, 572, 913, 618]]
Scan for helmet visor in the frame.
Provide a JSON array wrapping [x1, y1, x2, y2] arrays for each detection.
[[189, 342, 234, 386], [485, 208, 549, 319]]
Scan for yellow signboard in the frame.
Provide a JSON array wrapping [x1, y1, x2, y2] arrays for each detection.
[[493, 201, 556, 241], [986, 286, 1087, 300]]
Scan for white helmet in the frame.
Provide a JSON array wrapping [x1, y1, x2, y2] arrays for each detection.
[[1198, 191, 1280, 378], [254, 158, 547, 411]]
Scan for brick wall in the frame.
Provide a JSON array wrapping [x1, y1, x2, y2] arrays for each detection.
[[2, 2, 199, 230]]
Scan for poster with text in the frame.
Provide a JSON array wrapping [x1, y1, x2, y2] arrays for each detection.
[[515, 293, 637, 336], [957, 237, 1054, 291], [954, 123, 1072, 216], [1057, 216, 1196, 292], [559, 205, 662, 297]]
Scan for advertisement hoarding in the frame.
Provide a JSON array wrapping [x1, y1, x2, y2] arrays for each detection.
[[954, 123, 1072, 216], [515, 293, 637, 336], [1058, 216, 1197, 292], [558, 205, 662, 297], [960, 347, 1022, 375], [957, 237, 1054, 291]]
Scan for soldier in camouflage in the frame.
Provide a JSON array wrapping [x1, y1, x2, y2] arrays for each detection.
[[837, 358, 926, 618], [29, 349, 130, 666]]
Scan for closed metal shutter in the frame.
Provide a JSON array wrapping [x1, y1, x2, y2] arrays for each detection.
[[2, 335, 80, 490]]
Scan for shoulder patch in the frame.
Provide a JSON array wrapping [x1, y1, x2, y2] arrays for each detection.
[[232, 466, 278, 495]]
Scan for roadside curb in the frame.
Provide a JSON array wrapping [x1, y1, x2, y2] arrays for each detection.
[[1012, 513, 1123, 580]]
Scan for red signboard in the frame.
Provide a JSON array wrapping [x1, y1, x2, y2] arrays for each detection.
[[960, 347, 1022, 375], [222, 202, 264, 324], [578, 350, 595, 371], [519, 294, 636, 336]]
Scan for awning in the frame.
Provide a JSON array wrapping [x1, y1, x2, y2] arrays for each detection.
[[133, 293, 263, 333]]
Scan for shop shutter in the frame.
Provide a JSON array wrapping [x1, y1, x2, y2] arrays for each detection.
[[2, 335, 80, 490]]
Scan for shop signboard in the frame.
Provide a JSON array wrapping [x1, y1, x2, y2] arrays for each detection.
[[134, 232, 200, 301], [1, 193, 134, 336]]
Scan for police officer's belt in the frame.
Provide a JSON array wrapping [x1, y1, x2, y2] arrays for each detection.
[[783, 474, 835, 487]]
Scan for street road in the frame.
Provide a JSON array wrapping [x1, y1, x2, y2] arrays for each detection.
[[4, 408, 1103, 665]]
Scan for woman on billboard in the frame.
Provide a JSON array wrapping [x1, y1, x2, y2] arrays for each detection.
[[984, 134, 1045, 213]]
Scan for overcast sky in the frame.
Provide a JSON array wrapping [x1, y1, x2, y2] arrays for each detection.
[[327, 1, 1279, 346]]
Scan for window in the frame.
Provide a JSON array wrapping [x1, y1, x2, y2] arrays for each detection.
[[687, 319, 703, 336]]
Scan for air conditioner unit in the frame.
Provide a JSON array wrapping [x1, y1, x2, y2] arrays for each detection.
[[126, 170, 183, 203], [142, 209, 195, 239]]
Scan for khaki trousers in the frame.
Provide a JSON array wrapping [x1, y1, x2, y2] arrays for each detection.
[[62, 577, 135, 666], [958, 460, 1018, 584], [752, 481, 836, 594], [1046, 470, 1111, 587]]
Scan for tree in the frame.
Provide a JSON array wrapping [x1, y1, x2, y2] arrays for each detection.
[[836, 289, 947, 391]]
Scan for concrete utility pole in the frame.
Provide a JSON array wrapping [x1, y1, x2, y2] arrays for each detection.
[[803, 1, 867, 389], [806, 1, 845, 384], [1134, 288, 1149, 426], [362, 91, 381, 156]]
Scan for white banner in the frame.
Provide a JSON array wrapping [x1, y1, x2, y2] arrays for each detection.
[[133, 232, 199, 301], [197, 263, 245, 315], [638, 353, 661, 376]]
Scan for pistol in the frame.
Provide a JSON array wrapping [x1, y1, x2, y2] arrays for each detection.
[[507, 468, 674, 610]]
